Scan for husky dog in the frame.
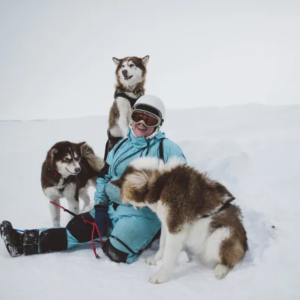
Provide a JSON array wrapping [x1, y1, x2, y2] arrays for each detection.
[[106, 55, 149, 158], [111, 157, 248, 284], [41, 141, 104, 226]]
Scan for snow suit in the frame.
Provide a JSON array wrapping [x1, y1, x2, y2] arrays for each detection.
[[20, 128, 186, 263]]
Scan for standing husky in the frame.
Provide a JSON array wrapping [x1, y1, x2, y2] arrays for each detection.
[[105, 55, 149, 159], [41, 141, 104, 226], [111, 157, 248, 284]]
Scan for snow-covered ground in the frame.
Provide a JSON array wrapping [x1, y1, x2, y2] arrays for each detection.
[[0, 104, 300, 300]]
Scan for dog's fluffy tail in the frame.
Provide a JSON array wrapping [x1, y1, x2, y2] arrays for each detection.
[[81, 143, 104, 172]]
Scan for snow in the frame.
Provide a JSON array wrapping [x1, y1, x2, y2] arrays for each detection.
[[1, 104, 300, 300]]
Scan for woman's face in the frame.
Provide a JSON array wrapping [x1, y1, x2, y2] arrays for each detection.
[[132, 121, 155, 138]]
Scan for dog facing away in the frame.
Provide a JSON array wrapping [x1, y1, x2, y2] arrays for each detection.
[[110, 157, 248, 284], [106, 55, 149, 157], [41, 141, 104, 226]]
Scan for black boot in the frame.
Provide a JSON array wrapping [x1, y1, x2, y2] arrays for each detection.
[[0, 221, 23, 257]]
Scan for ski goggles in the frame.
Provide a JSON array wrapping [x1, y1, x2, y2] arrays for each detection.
[[131, 109, 162, 127]]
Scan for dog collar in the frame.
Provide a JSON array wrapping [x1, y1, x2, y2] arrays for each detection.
[[48, 168, 58, 176]]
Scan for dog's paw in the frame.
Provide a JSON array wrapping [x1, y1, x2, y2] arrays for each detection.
[[145, 255, 157, 266], [215, 264, 229, 279], [149, 271, 169, 284]]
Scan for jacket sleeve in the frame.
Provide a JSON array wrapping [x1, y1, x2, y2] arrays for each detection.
[[163, 139, 187, 164], [94, 149, 114, 207]]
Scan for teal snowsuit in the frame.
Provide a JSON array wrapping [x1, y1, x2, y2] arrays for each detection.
[[91, 128, 186, 263], [19, 128, 186, 263]]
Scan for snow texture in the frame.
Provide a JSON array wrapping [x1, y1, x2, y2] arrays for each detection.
[[0, 104, 300, 300]]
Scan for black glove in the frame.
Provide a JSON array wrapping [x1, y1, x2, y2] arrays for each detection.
[[94, 204, 112, 237]]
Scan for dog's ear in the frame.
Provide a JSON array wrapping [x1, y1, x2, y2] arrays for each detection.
[[77, 142, 93, 157], [110, 179, 123, 189], [49, 148, 58, 158], [142, 55, 149, 66], [215, 182, 235, 203], [112, 57, 121, 66], [77, 141, 87, 154]]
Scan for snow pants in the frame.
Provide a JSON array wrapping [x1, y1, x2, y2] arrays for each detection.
[[22, 202, 161, 264]]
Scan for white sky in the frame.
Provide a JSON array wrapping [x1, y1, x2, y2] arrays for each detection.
[[0, 0, 299, 120]]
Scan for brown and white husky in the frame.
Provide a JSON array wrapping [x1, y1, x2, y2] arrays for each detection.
[[110, 157, 248, 284], [106, 56, 149, 157], [41, 141, 104, 226]]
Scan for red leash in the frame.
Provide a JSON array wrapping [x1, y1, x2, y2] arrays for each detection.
[[50, 201, 103, 258]]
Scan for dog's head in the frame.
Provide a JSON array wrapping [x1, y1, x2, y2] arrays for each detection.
[[110, 157, 162, 210], [111, 157, 236, 214], [47, 141, 86, 177], [113, 56, 149, 90]]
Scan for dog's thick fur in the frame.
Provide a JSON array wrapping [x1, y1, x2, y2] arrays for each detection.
[[108, 56, 149, 151], [41, 141, 104, 226], [111, 157, 248, 283]]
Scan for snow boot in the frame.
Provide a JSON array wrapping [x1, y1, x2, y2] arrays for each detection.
[[0, 221, 23, 257]]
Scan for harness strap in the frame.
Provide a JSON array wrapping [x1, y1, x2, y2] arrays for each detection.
[[201, 201, 232, 218], [114, 92, 140, 108], [57, 176, 73, 193], [103, 139, 110, 161], [113, 138, 128, 157], [104, 129, 124, 161], [109, 234, 138, 255], [113, 137, 166, 162], [159, 138, 165, 162]]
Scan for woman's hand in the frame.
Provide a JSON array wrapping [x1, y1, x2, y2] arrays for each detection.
[[94, 205, 112, 237]]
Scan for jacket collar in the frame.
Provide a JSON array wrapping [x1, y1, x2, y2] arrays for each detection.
[[127, 128, 165, 149]]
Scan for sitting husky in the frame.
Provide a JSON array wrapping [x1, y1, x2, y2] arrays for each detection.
[[105, 55, 149, 159], [41, 141, 104, 226], [110, 157, 248, 284]]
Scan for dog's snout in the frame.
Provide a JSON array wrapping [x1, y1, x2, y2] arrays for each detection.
[[122, 70, 128, 76], [75, 167, 81, 173]]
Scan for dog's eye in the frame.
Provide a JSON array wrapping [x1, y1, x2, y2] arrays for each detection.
[[74, 157, 80, 161], [129, 64, 134, 68], [63, 158, 71, 162], [122, 65, 125, 68]]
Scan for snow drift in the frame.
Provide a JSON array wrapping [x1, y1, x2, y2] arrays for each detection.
[[0, 104, 299, 300]]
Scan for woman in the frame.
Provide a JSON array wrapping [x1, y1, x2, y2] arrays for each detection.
[[1, 95, 186, 264]]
